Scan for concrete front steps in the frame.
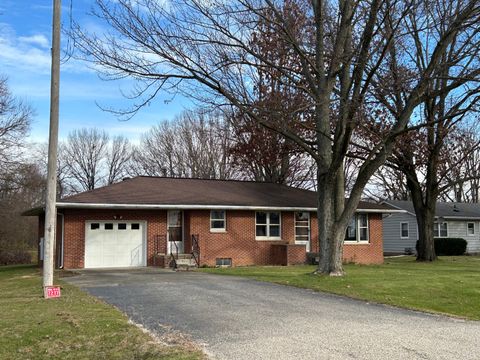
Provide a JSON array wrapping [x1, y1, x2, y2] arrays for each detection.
[[154, 253, 198, 270], [174, 254, 198, 270]]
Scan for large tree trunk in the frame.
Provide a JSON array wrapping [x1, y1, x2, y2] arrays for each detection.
[[411, 192, 437, 261], [316, 165, 345, 276]]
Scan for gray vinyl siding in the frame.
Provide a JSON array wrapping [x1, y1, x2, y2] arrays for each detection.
[[445, 221, 480, 253], [383, 212, 418, 253], [384, 214, 480, 254]]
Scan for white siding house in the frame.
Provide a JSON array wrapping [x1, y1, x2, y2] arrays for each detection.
[[383, 211, 418, 254], [446, 220, 480, 253], [383, 200, 480, 254]]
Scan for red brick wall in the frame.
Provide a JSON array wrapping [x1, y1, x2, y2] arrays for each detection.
[[48, 208, 383, 269], [342, 213, 384, 264], [271, 244, 308, 265], [37, 214, 63, 268], [186, 210, 295, 266], [61, 209, 167, 269], [309, 213, 384, 265], [286, 244, 308, 265], [271, 244, 287, 265]]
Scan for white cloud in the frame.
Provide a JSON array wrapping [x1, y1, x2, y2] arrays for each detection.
[[0, 23, 52, 74], [0, 36, 51, 74], [0, 23, 91, 75], [18, 34, 50, 48]]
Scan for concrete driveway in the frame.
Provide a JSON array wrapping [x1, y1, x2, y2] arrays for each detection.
[[65, 269, 480, 360]]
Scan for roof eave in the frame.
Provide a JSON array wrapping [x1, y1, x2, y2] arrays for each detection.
[[57, 202, 401, 213], [21, 206, 45, 216], [381, 201, 416, 216]]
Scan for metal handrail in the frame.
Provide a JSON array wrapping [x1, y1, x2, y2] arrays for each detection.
[[169, 241, 179, 269], [191, 234, 200, 267]]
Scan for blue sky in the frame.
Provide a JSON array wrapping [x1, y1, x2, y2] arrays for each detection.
[[0, 0, 189, 143]]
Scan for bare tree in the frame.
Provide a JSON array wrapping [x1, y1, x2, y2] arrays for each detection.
[[64, 128, 109, 191], [131, 110, 234, 179], [229, 114, 317, 187], [0, 163, 45, 252], [35, 133, 132, 195], [365, 167, 410, 201], [33, 142, 71, 198], [364, 0, 480, 261], [0, 76, 32, 174], [228, 3, 315, 188], [72, 0, 480, 274], [106, 135, 131, 184], [0, 77, 37, 253], [442, 129, 480, 203]]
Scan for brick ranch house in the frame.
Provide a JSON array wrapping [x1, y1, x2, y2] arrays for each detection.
[[25, 177, 401, 269]]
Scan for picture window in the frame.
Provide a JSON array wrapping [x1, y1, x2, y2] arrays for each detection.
[[256, 212, 281, 240]]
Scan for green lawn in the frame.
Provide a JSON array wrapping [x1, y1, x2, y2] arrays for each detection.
[[0, 265, 205, 360], [200, 256, 480, 320]]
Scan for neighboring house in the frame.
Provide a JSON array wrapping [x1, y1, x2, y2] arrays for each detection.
[[383, 200, 480, 255], [25, 177, 399, 269]]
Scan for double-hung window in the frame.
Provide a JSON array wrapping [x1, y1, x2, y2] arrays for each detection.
[[467, 222, 475, 236], [344, 214, 369, 243], [210, 210, 226, 232], [256, 212, 281, 240], [400, 222, 409, 238], [433, 222, 448, 237]]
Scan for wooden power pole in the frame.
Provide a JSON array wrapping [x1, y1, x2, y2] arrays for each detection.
[[43, 0, 62, 293]]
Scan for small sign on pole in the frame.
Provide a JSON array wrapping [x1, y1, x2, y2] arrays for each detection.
[[44, 286, 61, 299]]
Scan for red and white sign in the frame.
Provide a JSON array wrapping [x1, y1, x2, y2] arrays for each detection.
[[44, 286, 61, 299]]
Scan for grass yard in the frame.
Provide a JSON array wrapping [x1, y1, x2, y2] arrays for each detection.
[[0, 265, 205, 360], [200, 256, 480, 320]]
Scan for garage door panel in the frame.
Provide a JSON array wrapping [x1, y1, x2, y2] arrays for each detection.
[[85, 227, 104, 268], [85, 221, 146, 268]]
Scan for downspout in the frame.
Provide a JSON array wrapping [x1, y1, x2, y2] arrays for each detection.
[[58, 212, 64, 269]]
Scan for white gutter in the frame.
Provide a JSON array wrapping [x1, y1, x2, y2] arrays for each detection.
[[357, 208, 406, 214], [56, 202, 405, 213], [437, 216, 480, 220]]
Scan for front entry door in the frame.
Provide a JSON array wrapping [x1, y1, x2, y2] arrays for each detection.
[[295, 212, 310, 251], [167, 210, 184, 254]]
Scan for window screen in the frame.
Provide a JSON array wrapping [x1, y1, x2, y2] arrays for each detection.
[[215, 258, 232, 267]]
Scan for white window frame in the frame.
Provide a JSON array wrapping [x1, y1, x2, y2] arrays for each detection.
[[210, 210, 226, 232], [433, 222, 448, 238], [255, 211, 281, 241], [400, 222, 409, 239], [344, 214, 369, 243], [467, 222, 475, 236]]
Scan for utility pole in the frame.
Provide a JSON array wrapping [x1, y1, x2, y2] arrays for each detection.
[[43, 0, 62, 293]]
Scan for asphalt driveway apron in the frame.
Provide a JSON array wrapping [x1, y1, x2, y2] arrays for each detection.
[[65, 269, 480, 360]]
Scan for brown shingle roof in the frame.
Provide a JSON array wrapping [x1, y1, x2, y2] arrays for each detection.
[[57, 176, 394, 211]]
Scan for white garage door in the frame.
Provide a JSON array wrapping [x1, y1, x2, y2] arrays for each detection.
[[85, 221, 146, 268]]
